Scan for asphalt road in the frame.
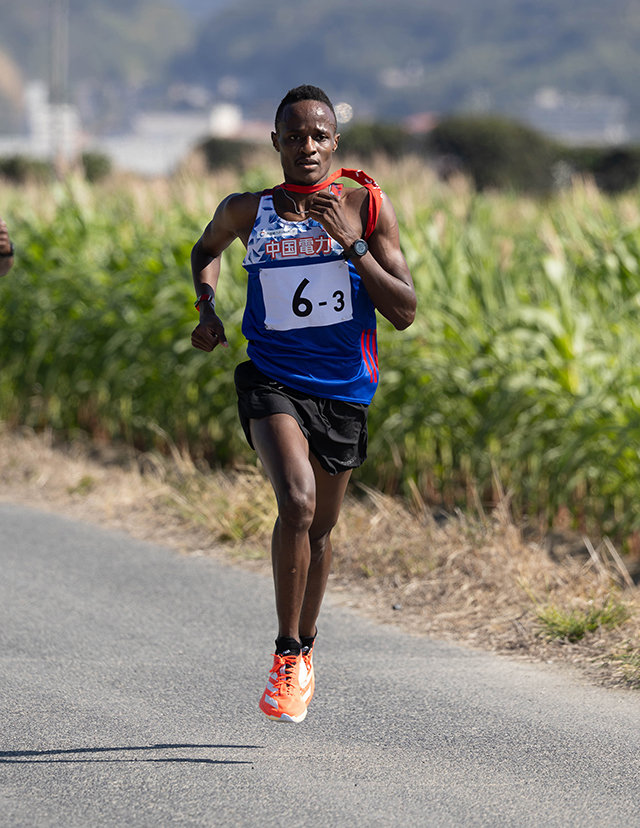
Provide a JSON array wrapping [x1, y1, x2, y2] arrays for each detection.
[[1, 502, 640, 827]]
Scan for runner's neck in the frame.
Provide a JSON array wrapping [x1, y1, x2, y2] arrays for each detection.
[[278, 168, 383, 238]]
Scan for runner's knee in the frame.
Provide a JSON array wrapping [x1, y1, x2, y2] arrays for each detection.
[[277, 482, 315, 531]]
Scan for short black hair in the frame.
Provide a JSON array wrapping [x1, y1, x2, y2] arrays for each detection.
[[274, 85, 336, 131]]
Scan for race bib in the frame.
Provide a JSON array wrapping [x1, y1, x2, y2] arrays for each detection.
[[260, 260, 353, 331]]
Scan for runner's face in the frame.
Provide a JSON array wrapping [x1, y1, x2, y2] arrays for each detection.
[[272, 100, 339, 185]]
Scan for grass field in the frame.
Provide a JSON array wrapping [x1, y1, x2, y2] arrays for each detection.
[[1, 156, 640, 685], [2, 159, 640, 547]]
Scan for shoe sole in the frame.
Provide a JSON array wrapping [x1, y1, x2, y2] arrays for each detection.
[[261, 708, 308, 723]]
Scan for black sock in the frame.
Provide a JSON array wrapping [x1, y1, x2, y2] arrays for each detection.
[[275, 636, 301, 656], [300, 632, 316, 652]]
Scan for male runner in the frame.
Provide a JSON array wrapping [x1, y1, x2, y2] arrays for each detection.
[[0, 217, 15, 277], [191, 85, 416, 722]]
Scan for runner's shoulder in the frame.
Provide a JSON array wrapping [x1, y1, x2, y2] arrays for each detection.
[[342, 183, 395, 233], [342, 181, 393, 212], [342, 183, 370, 205], [218, 191, 262, 233]]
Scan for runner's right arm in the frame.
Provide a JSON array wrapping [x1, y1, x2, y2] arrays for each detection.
[[190, 193, 257, 352]]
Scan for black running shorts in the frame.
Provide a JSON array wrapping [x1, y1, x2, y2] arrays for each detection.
[[234, 359, 368, 475]]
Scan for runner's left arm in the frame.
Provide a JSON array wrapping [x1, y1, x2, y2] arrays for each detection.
[[307, 190, 416, 330]]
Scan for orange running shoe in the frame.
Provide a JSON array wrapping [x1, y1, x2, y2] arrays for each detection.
[[300, 643, 315, 707], [259, 652, 308, 723]]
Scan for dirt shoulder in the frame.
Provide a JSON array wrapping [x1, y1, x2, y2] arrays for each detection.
[[2, 425, 639, 690]]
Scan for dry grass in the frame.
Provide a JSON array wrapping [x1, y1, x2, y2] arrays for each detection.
[[1, 424, 639, 690]]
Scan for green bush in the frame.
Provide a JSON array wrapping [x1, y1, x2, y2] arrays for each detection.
[[426, 114, 559, 194], [0, 155, 53, 183], [197, 137, 260, 172], [81, 151, 113, 183], [339, 122, 414, 161], [562, 146, 640, 193]]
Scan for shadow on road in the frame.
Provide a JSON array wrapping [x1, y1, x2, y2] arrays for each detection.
[[0, 743, 263, 765]]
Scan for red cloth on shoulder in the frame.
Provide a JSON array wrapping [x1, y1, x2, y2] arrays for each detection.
[[278, 168, 383, 239]]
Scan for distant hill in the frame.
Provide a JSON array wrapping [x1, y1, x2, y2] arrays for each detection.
[[0, 0, 639, 140], [169, 0, 640, 136], [0, 1, 190, 86], [172, 0, 233, 18], [0, 0, 191, 132]]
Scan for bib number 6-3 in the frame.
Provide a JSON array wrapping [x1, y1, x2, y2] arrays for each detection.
[[292, 278, 346, 317]]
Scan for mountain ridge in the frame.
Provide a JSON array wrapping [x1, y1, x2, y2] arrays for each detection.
[[0, 0, 638, 138]]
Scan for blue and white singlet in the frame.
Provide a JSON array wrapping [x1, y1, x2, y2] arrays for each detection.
[[241, 189, 379, 404]]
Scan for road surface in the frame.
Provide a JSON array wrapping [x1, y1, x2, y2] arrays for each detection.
[[1, 503, 639, 826]]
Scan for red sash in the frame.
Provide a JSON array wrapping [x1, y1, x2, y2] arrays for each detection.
[[278, 167, 383, 239]]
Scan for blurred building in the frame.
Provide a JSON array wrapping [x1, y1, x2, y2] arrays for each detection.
[[0, 80, 82, 162], [92, 109, 212, 176], [523, 88, 629, 145], [0, 81, 270, 175], [89, 101, 269, 176]]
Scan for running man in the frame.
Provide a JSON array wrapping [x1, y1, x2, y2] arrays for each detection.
[[0, 217, 15, 277], [191, 84, 416, 722]]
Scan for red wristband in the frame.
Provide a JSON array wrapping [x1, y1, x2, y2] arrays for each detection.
[[194, 294, 215, 311]]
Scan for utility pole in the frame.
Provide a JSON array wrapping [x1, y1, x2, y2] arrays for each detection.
[[50, 0, 70, 176]]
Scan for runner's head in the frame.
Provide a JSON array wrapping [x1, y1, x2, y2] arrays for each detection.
[[272, 85, 339, 185], [274, 85, 336, 132]]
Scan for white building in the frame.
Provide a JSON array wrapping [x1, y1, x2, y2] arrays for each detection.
[[524, 88, 629, 146], [0, 80, 82, 162]]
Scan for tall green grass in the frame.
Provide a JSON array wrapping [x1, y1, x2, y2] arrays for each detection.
[[1, 164, 639, 542], [374, 166, 640, 540], [0, 176, 250, 464]]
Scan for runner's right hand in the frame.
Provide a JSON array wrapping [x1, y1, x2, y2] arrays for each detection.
[[191, 312, 228, 351]]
